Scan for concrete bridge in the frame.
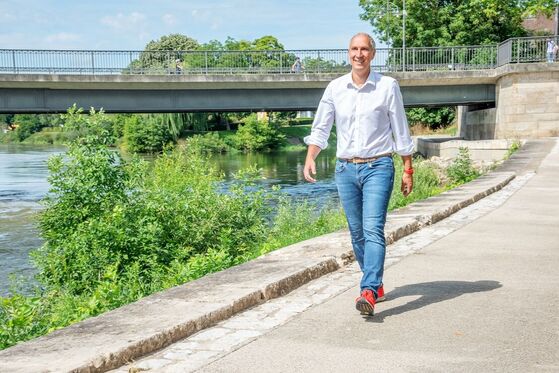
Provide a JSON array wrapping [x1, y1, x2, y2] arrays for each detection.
[[1, 35, 558, 138]]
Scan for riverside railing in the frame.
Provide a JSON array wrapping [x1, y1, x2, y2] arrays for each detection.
[[0, 36, 556, 75]]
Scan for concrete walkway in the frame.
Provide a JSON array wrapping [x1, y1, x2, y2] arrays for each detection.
[[194, 139, 559, 372]]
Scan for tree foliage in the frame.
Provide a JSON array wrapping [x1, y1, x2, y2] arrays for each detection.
[[520, 0, 558, 18], [407, 107, 456, 129], [130, 34, 200, 73], [233, 114, 286, 151], [359, 0, 540, 47]]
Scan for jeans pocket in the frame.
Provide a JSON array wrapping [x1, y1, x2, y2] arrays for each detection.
[[335, 160, 346, 173], [368, 156, 393, 169]]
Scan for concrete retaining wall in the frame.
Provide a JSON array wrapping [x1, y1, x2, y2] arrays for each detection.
[[416, 136, 513, 162]]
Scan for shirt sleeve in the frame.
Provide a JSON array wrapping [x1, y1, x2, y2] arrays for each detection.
[[388, 80, 415, 156], [304, 83, 335, 150]]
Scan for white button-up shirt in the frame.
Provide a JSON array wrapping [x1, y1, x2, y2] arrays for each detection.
[[304, 71, 414, 158]]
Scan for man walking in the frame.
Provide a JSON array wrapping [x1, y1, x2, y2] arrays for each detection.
[[303, 33, 414, 316]]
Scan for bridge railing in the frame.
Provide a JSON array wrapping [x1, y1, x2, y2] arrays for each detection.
[[0, 36, 555, 75], [498, 35, 559, 66]]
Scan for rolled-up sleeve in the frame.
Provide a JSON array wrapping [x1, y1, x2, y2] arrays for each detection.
[[304, 83, 335, 150], [388, 80, 414, 156]]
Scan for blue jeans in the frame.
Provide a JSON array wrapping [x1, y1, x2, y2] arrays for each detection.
[[335, 157, 394, 294]]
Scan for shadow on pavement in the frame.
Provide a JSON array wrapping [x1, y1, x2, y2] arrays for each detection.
[[367, 280, 502, 323]]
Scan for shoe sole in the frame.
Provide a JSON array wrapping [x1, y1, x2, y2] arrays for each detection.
[[357, 295, 385, 316], [355, 298, 375, 316]]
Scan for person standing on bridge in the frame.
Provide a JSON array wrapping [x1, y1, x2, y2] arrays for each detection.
[[303, 32, 414, 316], [546, 39, 556, 63], [291, 57, 304, 73], [175, 59, 183, 74]]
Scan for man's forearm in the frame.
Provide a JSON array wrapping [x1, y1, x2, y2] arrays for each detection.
[[401, 155, 413, 171], [306, 144, 322, 162]]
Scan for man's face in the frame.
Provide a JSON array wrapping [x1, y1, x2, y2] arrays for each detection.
[[349, 35, 375, 72]]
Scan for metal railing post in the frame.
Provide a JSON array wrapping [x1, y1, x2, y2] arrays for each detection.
[[12, 50, 16, 74], [91, 51, 95, 75], [279, 52, 283, 74], [129, 51, 133, 74], [516, 38, 520, 63], [412, 48, 415, 71], [205, 51, 208, 74], [317, 51, 321, 73], [451, 47, 455, 70]]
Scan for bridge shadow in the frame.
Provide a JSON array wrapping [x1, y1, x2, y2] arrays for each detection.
[[365, 280, 502, 323]]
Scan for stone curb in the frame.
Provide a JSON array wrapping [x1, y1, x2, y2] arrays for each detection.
[[4, 145, 543, 373]]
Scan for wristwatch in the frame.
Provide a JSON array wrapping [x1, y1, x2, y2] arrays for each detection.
[[404, 168, 414, 175]]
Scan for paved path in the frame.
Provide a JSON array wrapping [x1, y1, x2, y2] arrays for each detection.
[[120, 139, 559, 373]]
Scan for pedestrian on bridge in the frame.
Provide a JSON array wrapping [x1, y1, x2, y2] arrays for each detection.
[[175, 59, 183, 74], [291, 57, 304, 73], [303, 32, 414, 316], [546, 39, 556, 63]]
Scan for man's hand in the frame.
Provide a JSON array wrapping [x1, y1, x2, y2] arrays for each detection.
[[303, 158, 317, 183], [401, 173, 413, 197], [303, 144, 321, 183]]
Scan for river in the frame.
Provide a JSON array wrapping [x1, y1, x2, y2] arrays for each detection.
[[0, 144, 338, 295]]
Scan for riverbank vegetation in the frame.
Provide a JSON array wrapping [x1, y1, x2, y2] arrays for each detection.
[[0, 109, 292, 153], [0, 107, 489, 349]]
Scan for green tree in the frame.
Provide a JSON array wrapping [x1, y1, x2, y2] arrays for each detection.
[[233, 114, 286, 151], [360, 0, 529, 47], [61, 105, 116, 145], [130, 34, 200, 73], [123, 115, 173, 153], [407, 107, 456, 130], [520, 0, 558, 17], [12, 114, 63, 142]]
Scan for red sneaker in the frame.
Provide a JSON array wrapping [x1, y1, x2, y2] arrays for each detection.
[[356, 285, 386, 315], [355, 289, 376, 315], [376, 284, 386, 302]]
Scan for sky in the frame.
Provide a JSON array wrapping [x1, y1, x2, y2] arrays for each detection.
[[0, 0, 383, 51]]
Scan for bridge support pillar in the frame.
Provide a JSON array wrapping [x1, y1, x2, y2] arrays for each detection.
[[495, 70, 559, 138], [458, 105, 497, 140]]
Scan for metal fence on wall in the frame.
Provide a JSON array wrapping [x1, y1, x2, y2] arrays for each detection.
[[498, 35, 559, 66], [0, 35, 556, 75]]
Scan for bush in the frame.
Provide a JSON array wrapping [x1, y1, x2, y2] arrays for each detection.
[[185, 132, 230, 153], [446, 147, 480, 185], [233, 114, 286, 151], [123, 115, 173, 153], [407, 107, 455, 130], [33, 139, 271, 295], [61, 105, 116, 145]]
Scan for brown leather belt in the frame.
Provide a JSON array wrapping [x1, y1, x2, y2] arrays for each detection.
[[338, 153, 392, 164]]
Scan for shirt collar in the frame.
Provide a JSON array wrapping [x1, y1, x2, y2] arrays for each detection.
[[346, 71, 377, 90]]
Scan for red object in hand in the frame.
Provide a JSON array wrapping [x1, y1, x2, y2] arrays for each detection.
[[404, 168, 414, 175]]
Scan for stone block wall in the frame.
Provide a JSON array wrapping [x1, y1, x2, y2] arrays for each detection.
[[495, 70, 559, 138]]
